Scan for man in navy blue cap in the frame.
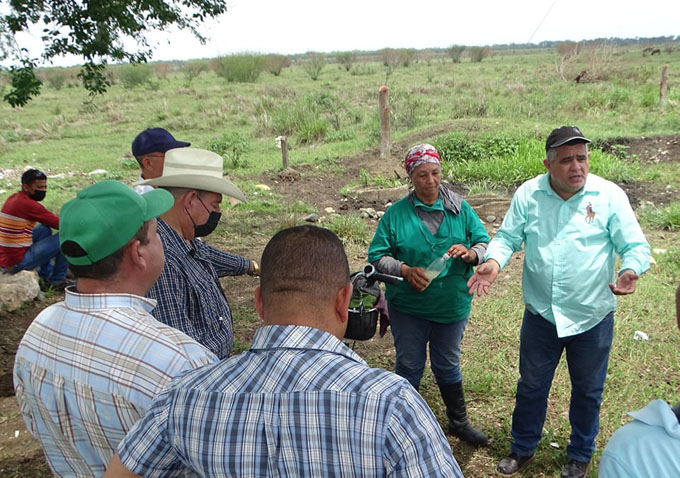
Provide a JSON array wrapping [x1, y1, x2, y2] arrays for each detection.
[[132, 128, 190, 194]]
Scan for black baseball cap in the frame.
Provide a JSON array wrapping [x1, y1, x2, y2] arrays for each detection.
[[545, 126, 591, 151], [131, 128, 190, 157]]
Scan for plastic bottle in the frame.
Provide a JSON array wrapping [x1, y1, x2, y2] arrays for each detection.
[[423, 252, 451, 289]]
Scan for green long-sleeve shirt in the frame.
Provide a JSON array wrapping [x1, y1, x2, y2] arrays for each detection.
[[368, 194, 489, 323]]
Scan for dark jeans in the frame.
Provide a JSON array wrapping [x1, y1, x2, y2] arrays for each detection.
[[388, 304, 468, 389], [510, 309, 614, 462], [14, 225, 67, 284]]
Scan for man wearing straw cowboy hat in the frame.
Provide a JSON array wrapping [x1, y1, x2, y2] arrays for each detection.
[[137, 147, 258, 359]]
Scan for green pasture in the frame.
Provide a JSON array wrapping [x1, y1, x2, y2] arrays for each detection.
[[1, 45, 680, 477]]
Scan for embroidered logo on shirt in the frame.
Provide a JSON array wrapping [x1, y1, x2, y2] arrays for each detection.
[[585, 203, 596, 223]]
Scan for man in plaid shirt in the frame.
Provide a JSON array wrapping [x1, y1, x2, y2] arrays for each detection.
[[137, 147, 258, 359], [105, 225, 462, 478], [14, 181, 216, 477]]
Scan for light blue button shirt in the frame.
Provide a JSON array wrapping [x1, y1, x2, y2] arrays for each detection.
[[485, 173, 650, 337], [599, 400, 680, 478]]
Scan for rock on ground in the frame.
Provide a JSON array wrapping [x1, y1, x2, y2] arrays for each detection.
[[0, 271, 40, 311]]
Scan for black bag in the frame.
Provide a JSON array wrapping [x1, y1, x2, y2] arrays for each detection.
[[344, 270, 381, 341]]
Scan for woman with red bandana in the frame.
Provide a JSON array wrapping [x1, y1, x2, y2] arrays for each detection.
[[368, 143, 490, 446]]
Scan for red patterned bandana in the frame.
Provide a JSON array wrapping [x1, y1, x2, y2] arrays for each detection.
[[404, 143, 441, 175]]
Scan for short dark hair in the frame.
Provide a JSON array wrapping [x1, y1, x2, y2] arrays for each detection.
[[260, 225, 349, 306], [61, 221, 150, 279], [21, 169, 47, 185]]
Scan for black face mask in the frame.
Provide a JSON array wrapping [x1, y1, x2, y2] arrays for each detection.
[[189, 196, 222, 237], [28, 190, 46, 202]]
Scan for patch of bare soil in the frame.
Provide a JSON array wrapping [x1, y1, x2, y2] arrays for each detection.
[[0, 132, 678, 477], [595, 134, 680, 207]]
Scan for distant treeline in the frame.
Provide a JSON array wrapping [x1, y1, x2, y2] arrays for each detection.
[[491, 35, 679, 51]]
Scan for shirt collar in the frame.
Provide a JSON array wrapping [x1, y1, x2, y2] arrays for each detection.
[[158, 218, 197, 257], [250, 325, 367, 365], [408, 185, 462, 214], [539, 173, 598, 199], [64, 287, 157, 313]]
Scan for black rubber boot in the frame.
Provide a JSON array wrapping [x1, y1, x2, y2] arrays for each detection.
[[439, 381, 488, 446]]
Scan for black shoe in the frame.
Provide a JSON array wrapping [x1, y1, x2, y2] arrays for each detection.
[[561, 459, 589, 478], [449, 420, 489, 446], [497, 453, 535, 476]]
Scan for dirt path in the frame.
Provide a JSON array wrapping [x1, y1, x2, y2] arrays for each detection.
[[1, 133, 678, 476]]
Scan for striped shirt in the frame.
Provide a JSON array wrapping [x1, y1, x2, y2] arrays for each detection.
[[117, 325, 463, 478], [0, 191, 60, 267], [13, 288, 217, 477], [147, 219, 250, 359]]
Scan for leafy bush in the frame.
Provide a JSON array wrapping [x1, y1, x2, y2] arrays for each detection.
[[336, 51, 357, 71], [180, 61, 206, 87], [118, 63, 153, 88], [435, 133, 520, 162], [213, 54, 264, 83], [399, 49, 417, 67], [303, 53, 326, 81], [207, 132, 251, 168], [264, 54, 290, 76], [447, 45, 466, 63], [469, 46, 491, 63]]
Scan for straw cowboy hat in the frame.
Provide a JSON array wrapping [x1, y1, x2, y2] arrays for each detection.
[[136, 148, 246, 202]]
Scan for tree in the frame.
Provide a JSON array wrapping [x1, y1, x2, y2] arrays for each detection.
[[1, 0, 227, 107]]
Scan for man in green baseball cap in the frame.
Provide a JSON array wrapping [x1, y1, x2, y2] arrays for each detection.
[[13, 180, 217, 477]]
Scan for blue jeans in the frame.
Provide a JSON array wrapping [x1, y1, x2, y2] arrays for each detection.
[[510, 309, 614, 462], [388, 304, 468, 389], [14, 225, 67, 284]]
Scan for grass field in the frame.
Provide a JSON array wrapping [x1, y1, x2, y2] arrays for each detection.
[[1, 45, 679, 477]]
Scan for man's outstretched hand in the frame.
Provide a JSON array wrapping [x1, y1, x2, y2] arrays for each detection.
[[609, 269, 639, 295], [467, 260, 500, 296]]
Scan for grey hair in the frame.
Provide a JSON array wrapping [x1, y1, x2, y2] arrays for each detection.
[[546, 142, 589, 162]]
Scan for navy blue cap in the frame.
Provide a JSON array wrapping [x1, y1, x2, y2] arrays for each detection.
[[131, 128, 190, 157]]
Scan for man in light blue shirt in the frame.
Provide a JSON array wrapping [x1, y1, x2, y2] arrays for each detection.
[[599, 400, 680, 478], [468, 126, 650, 478]]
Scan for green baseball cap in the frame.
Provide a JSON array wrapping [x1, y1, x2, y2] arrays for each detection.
[[59, 180, 173, 266]]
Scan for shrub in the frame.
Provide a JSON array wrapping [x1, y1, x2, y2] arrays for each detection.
[[118, 63, 153, 88], [399, 48, 417, 67], [43, 69, 67, 90], [180, 61, 206, 87], [213, 54, 264, 83], [207, 132, 251, 168], [264, 54, 290, 76], [447, 45, 466, 63], [303, 52, 326, 81], [153, 62, 172, 79], [469, 46, 491, 62], [336, 51, 357, 71]]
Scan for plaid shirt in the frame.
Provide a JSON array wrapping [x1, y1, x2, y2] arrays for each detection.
[[13, 289, 217, 477], [147, 219, 250, 359], [117, 325, 463, 478]]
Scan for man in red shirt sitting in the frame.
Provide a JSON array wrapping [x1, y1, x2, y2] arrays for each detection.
[[0, 169, 68, 289]]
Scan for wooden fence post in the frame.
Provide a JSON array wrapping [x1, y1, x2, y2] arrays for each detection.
[[659, 64, 668, 108], [378, 85, 391, 158], [281, 136, 289, 169]]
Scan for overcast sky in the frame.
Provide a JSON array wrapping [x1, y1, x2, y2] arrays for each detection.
[[8, 0, 680, 66]]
